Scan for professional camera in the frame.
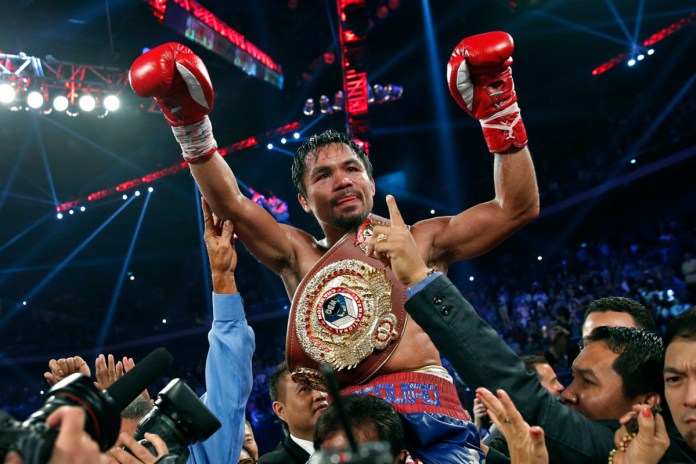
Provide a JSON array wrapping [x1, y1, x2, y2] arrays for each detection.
[[133, 378, 221, 463], [0, 373, 121, 464], [311, 441, 394, 464], [0, 347, 173, 464]]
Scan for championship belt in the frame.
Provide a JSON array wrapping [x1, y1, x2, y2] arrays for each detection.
[[286, 215, 409, 391]]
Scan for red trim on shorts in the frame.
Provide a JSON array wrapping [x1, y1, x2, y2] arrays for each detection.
[[340, 371, 471, 422]]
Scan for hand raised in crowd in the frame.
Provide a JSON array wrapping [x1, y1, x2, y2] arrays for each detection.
[[43, 356, 91, 386], [95, 354, 124, 390], [201, 197, 238, 294], [44, 353, 149, 400], [472, 397, 489, 433], [109, 432, 170, 464], [366, 195, 430, 287], [476, 387, 549, 464], [96, 354, 150, 400], [610, 404, 669, 464]]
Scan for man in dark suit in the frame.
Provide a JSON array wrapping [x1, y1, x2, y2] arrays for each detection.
[[258, 363, 329, 464], [365, 195, 665, 464]]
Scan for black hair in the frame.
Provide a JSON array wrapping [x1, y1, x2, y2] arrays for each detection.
[[584, 297, 655, 332], [268, 362, 290, 433], [268, 362, 289, 403], [585, 326, 664, 399], [313, 395, 404, 458], [663, 306, 696, 347], [521, 355, 549, 375], [291, 129, 374, 199]]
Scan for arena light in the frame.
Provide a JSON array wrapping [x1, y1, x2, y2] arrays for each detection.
[[0, 83, 16, 104], [332, 91, 344, 111], [372, 84, 387, 103], [385, 84, 403, 100], [56, 121, 302, 211], [302, 83, 403, 117], [302, 98, 315, 116], [103, 94, 120, 112], [78, 94, 96, 112], [53, 95, 69, 112], [26, 90, 45, 109], [592, 12, 695, 76], [0, 52, 138, 117], [319, 95, 333, 114]]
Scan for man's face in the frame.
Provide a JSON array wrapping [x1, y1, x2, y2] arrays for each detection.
[[274, 373, 329, 438], [243, 422, 259, 460], [560, 341, 636, 420], [534, 363, 565, 397], [298, 143, 375, 232], [664, 338, 696, 451], [582, 311, 637, 338]]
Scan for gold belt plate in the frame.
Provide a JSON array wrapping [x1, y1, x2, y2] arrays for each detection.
[[294, 258, 397, 371]]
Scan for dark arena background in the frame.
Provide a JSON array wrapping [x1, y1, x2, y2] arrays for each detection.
[[1, 0, 695, 453]]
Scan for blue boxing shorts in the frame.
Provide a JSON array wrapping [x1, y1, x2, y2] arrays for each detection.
[[341, 370, 483, 464]]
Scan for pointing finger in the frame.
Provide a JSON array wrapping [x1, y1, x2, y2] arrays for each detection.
[[386, 195, 406, 229]]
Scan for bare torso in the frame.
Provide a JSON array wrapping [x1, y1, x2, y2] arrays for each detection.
[[281, 226, 443, 375]]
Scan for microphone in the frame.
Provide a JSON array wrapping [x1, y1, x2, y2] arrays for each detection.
[[105, 347, 174, 412], [22, 347, 174, 452]]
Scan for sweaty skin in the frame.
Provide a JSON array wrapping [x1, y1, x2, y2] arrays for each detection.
[[189, 141, 538, 376]]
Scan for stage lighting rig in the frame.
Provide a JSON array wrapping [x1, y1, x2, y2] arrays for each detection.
[[301, 83, 404, 117], [592, 12, 695, 76], [0, 52, 130, 117]]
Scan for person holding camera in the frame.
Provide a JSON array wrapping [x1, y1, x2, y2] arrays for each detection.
[[109, 197, 255, 464], [3, 407, 110, 464]]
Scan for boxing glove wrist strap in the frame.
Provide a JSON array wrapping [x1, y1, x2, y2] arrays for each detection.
[[171, 116, 218, 161], [479, 101, 527, 153], [479, 102, 521, 138]]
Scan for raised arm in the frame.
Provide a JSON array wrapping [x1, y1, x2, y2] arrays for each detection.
[[412, 32, 539, 267], [188, 197, 255, 464], [129, 43, 302, 275]]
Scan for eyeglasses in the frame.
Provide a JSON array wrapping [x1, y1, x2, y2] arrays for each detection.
[[238, 459, 256, 464], [577, 337, 588, 351]]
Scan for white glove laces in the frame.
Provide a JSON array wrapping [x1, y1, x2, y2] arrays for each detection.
[[480, 102, 521, 140]]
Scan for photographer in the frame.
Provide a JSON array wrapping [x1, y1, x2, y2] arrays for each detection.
[[111, 198, 255, 463], [4, 407, 109, 464], [43, 354, 154, 453], [312, 395, 409, 464]]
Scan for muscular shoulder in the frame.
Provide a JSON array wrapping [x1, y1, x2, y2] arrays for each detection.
[[410, 216, 452, 268]]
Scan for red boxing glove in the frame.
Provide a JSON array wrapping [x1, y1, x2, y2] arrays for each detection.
[[129, 43, 217, 160], [447, 31, 528, 154]]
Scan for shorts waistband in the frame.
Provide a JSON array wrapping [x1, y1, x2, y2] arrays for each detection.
[[340, 371, 470, 422]]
